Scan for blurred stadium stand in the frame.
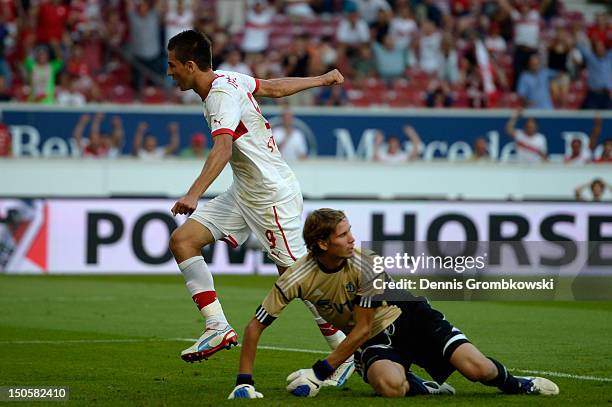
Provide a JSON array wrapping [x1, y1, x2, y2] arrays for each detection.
[[0, 0, 609, 108]]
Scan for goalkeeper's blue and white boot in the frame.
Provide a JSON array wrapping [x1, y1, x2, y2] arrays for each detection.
[[516, 377, 559, 395], [181, 324, 238, 362], [322, 356, 355, 387], [406, 372, 455, 396], [420, 380, 455, 395]]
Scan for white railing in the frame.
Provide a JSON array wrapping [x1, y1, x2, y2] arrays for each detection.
[[1, 158, 608, 200]]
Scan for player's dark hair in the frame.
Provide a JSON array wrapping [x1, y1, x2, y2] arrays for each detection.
[[303, 208, 346, 257], [591, 178, 604, 189], [167, 30, 212, 71]]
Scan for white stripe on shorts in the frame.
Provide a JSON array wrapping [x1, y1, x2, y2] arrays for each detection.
[[442, 333, 468, 357]]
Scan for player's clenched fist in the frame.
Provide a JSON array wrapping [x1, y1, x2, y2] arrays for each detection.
[[322, 69, 344, 86], [171, 195, 198, 216]]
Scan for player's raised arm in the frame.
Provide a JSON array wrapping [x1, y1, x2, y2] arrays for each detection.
[[505, 109, 521, 139], [171, 133, 232, 216], [110, 116, 124, 150], [588, 113, 602, 151], [72, 113, 91, 150], [90, 112, 104, 142], [132, 121, 147, 156], [255, 69, 344, 98], [403, 125, 422, 161], [164, 121, 180, 156]]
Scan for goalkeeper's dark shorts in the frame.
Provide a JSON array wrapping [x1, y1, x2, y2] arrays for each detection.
[[354, 299, 470, 385]]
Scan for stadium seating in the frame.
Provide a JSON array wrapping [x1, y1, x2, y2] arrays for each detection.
[[2, 0, 601, 109]]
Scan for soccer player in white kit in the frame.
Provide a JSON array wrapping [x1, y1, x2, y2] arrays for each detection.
[[166, 30, 353, 384]]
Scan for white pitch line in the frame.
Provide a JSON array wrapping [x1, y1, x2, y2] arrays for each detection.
[[0, 338, 171, 344], [1, 337, 610, 383], [0, 296, 117, 302], [171, 338, 327, 355], [509, 368, 612, 383], [257, 344, 327, 355]]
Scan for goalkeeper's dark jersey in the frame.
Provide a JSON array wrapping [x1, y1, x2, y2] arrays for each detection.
[[255, 248, 401, 338]]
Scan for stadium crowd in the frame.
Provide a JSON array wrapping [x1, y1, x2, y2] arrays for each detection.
[[0, 0, 609, 108], [31, 105, 602, 166]]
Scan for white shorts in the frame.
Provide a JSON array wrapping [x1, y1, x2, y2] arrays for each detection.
[[190, 191, 307, 268]]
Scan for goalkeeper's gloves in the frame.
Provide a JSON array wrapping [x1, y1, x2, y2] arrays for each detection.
[[228, 374, 263, 399], [286, 360, 335, 397]]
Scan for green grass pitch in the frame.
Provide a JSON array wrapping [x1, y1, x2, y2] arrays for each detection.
[[0, 275, 610, 406]]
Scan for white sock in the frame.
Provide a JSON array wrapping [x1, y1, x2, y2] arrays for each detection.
[[200, 299, 228, 329], [302, 299, 326, 324], [178, 256, 215, 294], [324, 330, 347, 350], [302, 299, 347, 350], [178, 256, 228, 328]]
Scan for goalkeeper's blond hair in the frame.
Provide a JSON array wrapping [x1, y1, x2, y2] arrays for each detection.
[[303, 208, 346, 257]]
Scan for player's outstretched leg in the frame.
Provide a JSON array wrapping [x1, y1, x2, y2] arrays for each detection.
[[450, 343, 559, 395], [485, 358, 559, 395], [170, 222, 237, 362], [302, 300, 355, 386], [178, 276, 238, 362]]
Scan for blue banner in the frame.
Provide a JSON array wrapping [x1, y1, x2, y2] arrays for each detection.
[[2, 105, 610, 160]]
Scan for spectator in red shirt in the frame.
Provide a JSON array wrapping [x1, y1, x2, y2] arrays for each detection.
[[14, 8, 37, 63], [564, 139, 591, 165], [594, 140, 612, 163], [588, 13, 611, 49], [67, 0, 101, 38], [588, 115, 612, 164], [451, 0, 470, 17], [132, 121, 179, 159], [72, 113, 125, 158], [0, 117, 10, 157], [65, 43, 100, 98], [33, 0, 69, 44], [593, 138, 612, 163], [0, 0, 17, 24], [66, 43, 90, 77]]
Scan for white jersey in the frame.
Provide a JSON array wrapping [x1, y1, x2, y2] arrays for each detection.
[[272, 126, 308, 161], [511, 9, 540, 49], [389, 17, 417, 50], [203, 70, 300, 207], [514, 129, 547, 163], [564, 149, 592, 165], [377, 146, 408, 163]]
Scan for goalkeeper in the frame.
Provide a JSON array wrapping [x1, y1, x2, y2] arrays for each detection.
[[228, 208, 559, 399]]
